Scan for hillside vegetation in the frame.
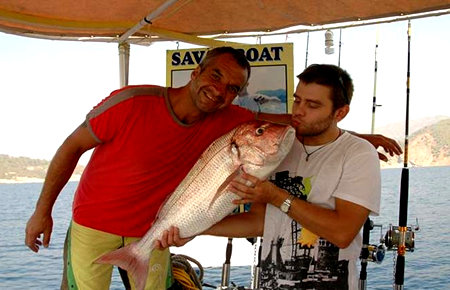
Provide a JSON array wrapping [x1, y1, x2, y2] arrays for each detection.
[[380, 118, 450, 168], [0, 154, 85, 182]]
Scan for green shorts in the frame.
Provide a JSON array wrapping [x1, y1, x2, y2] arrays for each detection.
[[61, 220, 173, 290]]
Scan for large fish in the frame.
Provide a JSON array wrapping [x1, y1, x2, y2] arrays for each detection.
[[96, 120, 295, 289]]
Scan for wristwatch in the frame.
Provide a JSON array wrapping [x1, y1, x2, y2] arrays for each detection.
[[280, 195, 295, 214]]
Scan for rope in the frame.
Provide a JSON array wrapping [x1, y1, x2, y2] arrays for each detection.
[[172, 254, 203, 289]]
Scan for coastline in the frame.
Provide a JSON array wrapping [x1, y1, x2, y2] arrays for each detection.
[[2, 165, 449, 184], [0, 175, 81, 184]]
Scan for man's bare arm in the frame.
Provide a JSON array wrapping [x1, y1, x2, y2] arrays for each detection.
[[255, 112, 291, 125], [346, 130, 403, 161], [230, 174, 370, 249], [154, 202, 266, 249], [25, 122, 99, 252]]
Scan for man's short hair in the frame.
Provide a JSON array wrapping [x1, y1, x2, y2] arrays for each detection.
[[297, 64, 354, 110], [199, 46, 251, 81]]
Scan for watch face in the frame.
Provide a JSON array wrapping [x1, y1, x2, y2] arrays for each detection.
[[280, 196, 293, 213], [280, 202, 289, 213]]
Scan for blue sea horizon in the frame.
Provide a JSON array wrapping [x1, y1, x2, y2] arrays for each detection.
[[1, 166, 449, 289]]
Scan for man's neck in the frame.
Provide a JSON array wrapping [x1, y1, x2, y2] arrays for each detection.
[[299, 127, 341, 146], [168, 86, 205, 125]]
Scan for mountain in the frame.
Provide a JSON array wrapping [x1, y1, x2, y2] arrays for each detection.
[[379, 118, 450, 168], [0, 154, 85, 183], [375, 115, 449, 142]]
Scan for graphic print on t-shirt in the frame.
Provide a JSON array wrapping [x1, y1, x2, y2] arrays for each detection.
[[260, 170, 349, 289]]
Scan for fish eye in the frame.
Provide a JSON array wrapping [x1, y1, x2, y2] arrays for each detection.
[[255, 127, 265, 136]]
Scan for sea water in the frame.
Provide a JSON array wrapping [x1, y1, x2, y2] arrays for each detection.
[[0, 166, 449, 289]]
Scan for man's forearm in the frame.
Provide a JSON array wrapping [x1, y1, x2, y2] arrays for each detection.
[[256, 112, 291, 125], [285, 198, 369, 248], [204, 204, 265, 238], [34, 142, 84, 215]]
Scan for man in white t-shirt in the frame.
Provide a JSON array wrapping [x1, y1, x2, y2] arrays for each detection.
[[158, 64, 382, 289]]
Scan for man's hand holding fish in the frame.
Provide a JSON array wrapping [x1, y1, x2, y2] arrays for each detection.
[[230, 171, 282, 206]]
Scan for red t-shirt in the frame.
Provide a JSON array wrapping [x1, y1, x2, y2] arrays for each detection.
[[73, 85, 253, 237]]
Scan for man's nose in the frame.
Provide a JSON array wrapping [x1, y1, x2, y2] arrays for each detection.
[[213, 81, 227, 96], [292, 102, 305, 116], [210, 82, 228, 103]]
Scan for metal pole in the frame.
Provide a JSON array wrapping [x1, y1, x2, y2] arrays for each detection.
[[118, 0, 179, 43], [394, 20, 411, 290], [118, 42, 130, 88]]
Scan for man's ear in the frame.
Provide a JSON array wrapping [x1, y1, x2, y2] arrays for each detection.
[[335, 105, 350, 122], [191, 66, 201, 80]]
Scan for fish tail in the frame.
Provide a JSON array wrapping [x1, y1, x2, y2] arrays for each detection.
[[95, 243, 150, 290]]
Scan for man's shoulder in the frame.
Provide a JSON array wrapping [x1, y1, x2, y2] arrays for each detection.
[[215, 104, 254, 118], [342, 131, 375, 146], [111, 85, 166, 99], [89, 85, 166, 115], [339, 132, 378, 156]]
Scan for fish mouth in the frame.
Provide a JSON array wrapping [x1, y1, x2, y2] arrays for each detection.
[[282, 126, 296, 145], [275, 125, 296, 158], [252, 125, 296, 163]]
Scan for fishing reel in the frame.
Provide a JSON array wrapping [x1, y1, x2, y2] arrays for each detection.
[[366, 244, 386, 264], [383, 220, 419, 252], [360, 220, 386, 264]]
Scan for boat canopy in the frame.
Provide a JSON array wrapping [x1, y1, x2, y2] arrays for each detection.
[[1, 0, 450, 45]]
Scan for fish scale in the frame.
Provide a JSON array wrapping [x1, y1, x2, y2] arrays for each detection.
[[96, 120, 295, 290], [145, 127, 239, 244]]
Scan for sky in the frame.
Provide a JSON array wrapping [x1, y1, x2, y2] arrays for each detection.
[[1, 14, 449, 166]]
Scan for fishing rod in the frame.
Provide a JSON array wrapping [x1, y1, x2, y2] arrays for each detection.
[[219, 204, 248, 289], [393, 19, 412, 290], [338, 29, 342, 67], [381, 20, 417, 289], [250, 238, 263, 289], [359, 218, 372, 290], [371, 29, 382, 133], [220, 237, 233, 288], [378, 20, 417, 290], [359, 28, 379, 290], [305, 32, 310, 68], [359, 27, 388, 290]]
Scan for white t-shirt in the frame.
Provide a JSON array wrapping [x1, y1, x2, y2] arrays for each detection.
[[260, 131, 381, 290]]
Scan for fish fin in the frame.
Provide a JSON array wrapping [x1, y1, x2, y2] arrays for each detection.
[[95, 242, 150, 290], [209, 167, 241, 209]]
